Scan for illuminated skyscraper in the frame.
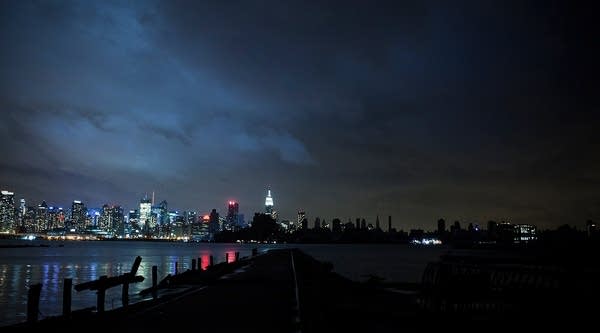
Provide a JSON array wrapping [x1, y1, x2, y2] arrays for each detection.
[[23, 206, 36, 232], [265, 189, 274, 214], [18, 198, 26, 226], [0, 190, 15, 233], [99, 204, 111, 231], [139, 197, 152, 234], [36, 201, 49, 232], [297, 211, 305, 225], [71, 200, 86, 230], [226, 201, 239, 230]]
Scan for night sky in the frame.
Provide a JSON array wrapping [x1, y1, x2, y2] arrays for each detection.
[[0, 1, 598, 230]]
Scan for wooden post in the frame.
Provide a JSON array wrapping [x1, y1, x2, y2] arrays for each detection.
[[198, 257, 202, 270], [63, 278, 72, 316], [209, 255, 214, 267], [97, 276, 107, 313], [130, 256, 142, 275], [225, 253, 229, 263], [175, 261, 178, 275], [192, 259, 197, 271], [152, 265, 158, 299], [122, 256, 141, 308], [27, 283, 42, 323], [121, 273, 130, 307], [235, 252, 240, 261]]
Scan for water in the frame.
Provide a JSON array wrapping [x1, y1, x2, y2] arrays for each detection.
[[0, 240, 448, 326]]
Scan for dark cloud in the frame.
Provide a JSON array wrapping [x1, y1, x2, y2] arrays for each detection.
[[0, 0, 598, 229]]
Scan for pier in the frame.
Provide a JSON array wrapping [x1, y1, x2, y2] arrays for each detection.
[[8, 248, 600, 332]]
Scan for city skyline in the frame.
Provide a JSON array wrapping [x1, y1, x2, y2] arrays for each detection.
[[1, 1, 598, 230]]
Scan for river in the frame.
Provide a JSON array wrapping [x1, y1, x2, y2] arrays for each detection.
[[0, 239, 448, 326]]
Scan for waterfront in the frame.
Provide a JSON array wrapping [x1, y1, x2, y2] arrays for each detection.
[[0, 240, 447, 326]]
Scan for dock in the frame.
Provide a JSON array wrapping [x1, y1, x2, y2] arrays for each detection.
[[7, 248, 600, 332]]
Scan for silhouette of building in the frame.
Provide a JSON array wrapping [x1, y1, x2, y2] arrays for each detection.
[[375, 215, 380, 230], [451, 220, 461, 234], [437, 218, 446, 235], [332, 218, 342, 233], [587, 220, 597, 237], [361, 218, 366, 230], [0, 190, 15, 233], [388, 216, 392, 232], [226, 201, 239, 230], [488, 220, 498, 239], [355, 218, 360, 229], [208, 209, 220, 235], [314, 217, 321, 229]]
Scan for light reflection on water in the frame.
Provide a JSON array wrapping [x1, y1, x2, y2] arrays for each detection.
[[0, 240, 448, 327]]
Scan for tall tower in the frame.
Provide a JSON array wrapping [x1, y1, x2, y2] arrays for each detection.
[[36, 201, 49, 232], [226, 201, 239, 230], [71, 200, 86, 230], [265, 189, 274, 215], [139, 196, 152, 233]]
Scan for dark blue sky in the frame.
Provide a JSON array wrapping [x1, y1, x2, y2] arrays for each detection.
[[1, 0, 598, 230]]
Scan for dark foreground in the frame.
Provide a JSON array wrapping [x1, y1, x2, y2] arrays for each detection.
[[6, 248, 599, 332]]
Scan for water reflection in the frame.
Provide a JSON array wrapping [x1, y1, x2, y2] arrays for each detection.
[[0, 241, 448, 327], [0, 241, 262, 327]]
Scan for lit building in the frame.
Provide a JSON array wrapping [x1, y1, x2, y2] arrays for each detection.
[[50, 207, 66, 229], [36, 201, 49, 232], [18, 198, 26, 227], [23, 206, 36, 232], [139, 197, 152, 234], [497, 222, 537, 244], [111, 206, 124, 236], [70, 200, 86, 231], [297, 211, 305, 226], [226, 201, 239, 230], [515, 224, 536, 243], [265, 189, 274, 215], [0, 190, 15, 233], [128, 210, 140, 236], [99, 205, 111, 231]]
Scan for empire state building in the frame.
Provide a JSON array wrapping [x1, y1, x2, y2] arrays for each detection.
[[265, 189, 274, 215]]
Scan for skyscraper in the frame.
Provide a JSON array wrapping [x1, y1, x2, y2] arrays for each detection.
[[36, 201, 48, 232], [111, 206, 124, 236], [71, 200, 86, 230], [139, 197, 152, 233], [208, 208, 220, 235], [18, 198, 26, 227], [226, 201, 239, 230], [297, 211, 305, 226], [0, 190, 15, 233], [99, 204, 111, 231], [265, 189, 274, 215], [437, 218, 446, 235]]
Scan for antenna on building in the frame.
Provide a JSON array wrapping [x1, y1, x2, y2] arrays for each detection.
[[152, 191, 155, 206]]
